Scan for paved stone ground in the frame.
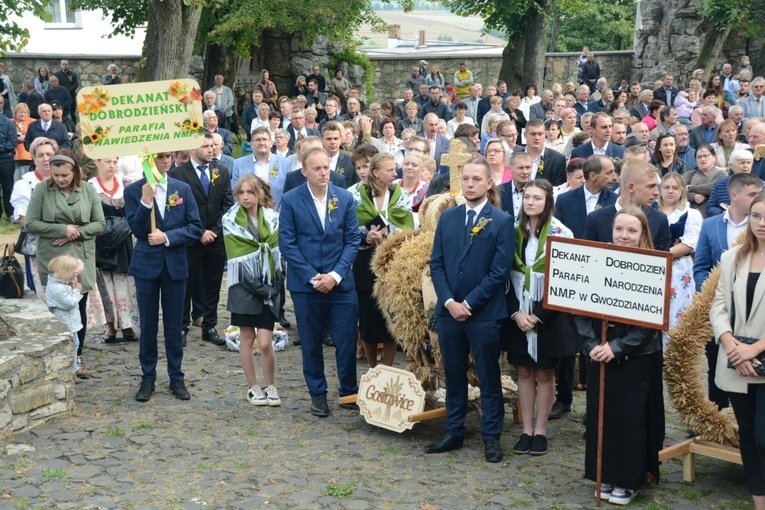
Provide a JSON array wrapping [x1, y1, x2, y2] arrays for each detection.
[[0, 294, 754, 510]]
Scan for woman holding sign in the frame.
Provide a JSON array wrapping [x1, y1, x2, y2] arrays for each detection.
[[574, 207, 664, 506], [710, 193, 765, 510], [351, 153, 415, 368], [505, 179, 576, 457], [658, 172, 702, 351]]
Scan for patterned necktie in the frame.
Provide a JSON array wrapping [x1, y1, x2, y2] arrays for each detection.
[[465, 209, 476, 244], [198, 165, 210, 195]]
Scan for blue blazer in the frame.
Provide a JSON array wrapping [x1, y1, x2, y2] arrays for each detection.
[[231, 153, 291, 206], [430, 203, 514, 321], [570, 142, 625, 161], [583, 204, 671, 252], [706, 176, 731, 217], [278, 183, 360, 293], [555, 186, 619, 239], [282, 169, 347, 195], [124, 177, 204, 281], [432, 134, 451, 173], [693, 214, 728, 292]]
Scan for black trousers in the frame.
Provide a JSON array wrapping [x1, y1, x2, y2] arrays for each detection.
[[728, 385, 765, 496], [706, 340, 730, 410], [0, 157, 14, 218], [183, 242, 226, 330], [77, 292, 88, 356]]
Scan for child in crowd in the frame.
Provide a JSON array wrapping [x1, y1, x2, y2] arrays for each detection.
[[45, 255, 85, 379]]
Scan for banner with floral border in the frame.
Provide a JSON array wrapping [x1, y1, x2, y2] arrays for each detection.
[[76, 79, 205, 158]]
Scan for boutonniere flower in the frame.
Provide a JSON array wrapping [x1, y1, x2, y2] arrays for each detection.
[[537, 159, 545, 175], [211, 168, 220, 185], [270, 164, 278, 178], [166, 192, 183, 208], [327, 194, 339, 222], [470, 217, 492, 241], [594, 203, 602, 210]]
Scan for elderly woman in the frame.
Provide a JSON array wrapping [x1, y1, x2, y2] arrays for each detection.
[[273, 129, 293, 158], [304, 106, 320, 131], [480, 114, 502, 155], [292, 75, 309, 98], [330, 69, 352, 103], [706, 149, 754, 217], [13, 103, 34, 182], [89, 157, 139, 344], [378, 117, 401, 155], [251, 104, 271, 134], [397, 101, 423, 137], [690, 91, 724, 128], [683, 144, 727, 218], [640, 100, 665, 131], [504, 95, 528, 134], [25, 150, 105, 377], [712, 119, 750, 168], [267, 111, 282, 141]]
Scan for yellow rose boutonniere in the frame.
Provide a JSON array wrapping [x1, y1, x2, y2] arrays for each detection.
[[537, 159, 545, 176], [211, 168, 220, 185], [327, 195, 339, 222], [270, 165, 278, 178], [594, 203, 602, 211], [166, 191, 183, 208], [470, 217, 492, 241]]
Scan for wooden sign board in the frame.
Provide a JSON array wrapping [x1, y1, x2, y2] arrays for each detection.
[[357, 366, 426, 433], [76, 79, 205, 159], [543, 237, 672, 330]]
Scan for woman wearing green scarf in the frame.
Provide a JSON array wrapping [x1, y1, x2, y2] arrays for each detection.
[[351, 153, 416, 367], [504, 179, 577, 457], [223, 174, 283, 407]]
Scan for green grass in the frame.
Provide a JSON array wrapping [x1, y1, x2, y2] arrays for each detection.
[[133, 421, 155, 431], [245, 424, 259, 437], [197, 461, 215, 469], [0, 217, 20, 235], [343, 423, 359, 432], [443, 457, 457, 467], [383, 445, 403, 454], [5, 458, 29, 472], [41, 468, 67, 478], [324, 483, 355, 498], [233, 461, 250, 469], [107, 427, 124, 437], [13, 497, 29, 510]]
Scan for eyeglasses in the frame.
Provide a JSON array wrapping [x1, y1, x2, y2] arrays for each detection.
[[485, 149, 504, 155], [750, 212, 765, 224], [696, 153, 713, 159]]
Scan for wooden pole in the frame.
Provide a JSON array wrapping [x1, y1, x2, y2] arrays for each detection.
[[150, 209, 156, 234], [595, 319, 608, 507]]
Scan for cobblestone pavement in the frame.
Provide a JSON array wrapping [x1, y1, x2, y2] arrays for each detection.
[[0, 298, 754, 510]]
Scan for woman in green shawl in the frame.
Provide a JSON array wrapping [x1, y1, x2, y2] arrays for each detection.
[[351, 153, 416, 367], [223, 174, 283, 407], [504, 179, 576, 457]]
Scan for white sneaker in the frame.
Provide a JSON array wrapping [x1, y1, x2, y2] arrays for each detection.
[[247, 385, 267, 406], [264, 385, 281, 406], [609, 488, 637, 506]]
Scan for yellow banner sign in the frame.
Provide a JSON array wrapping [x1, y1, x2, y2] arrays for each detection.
[[76, 79, 205, 159]]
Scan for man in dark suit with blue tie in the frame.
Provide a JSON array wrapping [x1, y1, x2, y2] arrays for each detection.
[[693, 173, 763, 410], [168, 133, 234, 347], [426, 156, 514, 463], [279, 147, 360, 417], [583, 159, 671, 251], [550, 155, 618, 419], [124, 152, 204, 402], [570, 113, 626, 161]]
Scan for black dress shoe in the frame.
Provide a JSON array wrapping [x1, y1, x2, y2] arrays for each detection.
[[323, 332, 335, 347], [169, 379, 191, 400], [202, 328, 226, 346], [549, 401, 571, 420], [135, 380, 155, 402], [484, 439, 504, 463], [310, 395, 330, 417], [424, 434, 463, 454], [104, 335, 118, 344], [292, 338, 301, 346], [122, 334, 138, 342], [339, 402, 358, 410], [279, 314, 291, 328]]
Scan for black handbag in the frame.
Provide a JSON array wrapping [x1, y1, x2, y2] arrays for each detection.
[[14, 227, 37, 257], [0, 244, 24, 299], [96, 217, 131, 271]]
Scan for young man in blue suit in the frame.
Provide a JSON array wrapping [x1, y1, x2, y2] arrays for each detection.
[[124, 152, 204, 402], [570, 113, 625, 161], [583, 159, 671, 251], [427, 156, 515, 463], [693, 172, 762, 410], [278, 147, 360, 417]]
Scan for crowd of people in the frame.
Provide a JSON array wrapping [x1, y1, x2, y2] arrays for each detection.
[[2, 53, 765, 508]]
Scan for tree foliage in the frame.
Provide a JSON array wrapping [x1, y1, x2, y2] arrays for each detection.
[[1, 0, 53, 54], [699, 0, 765, 38], [551, 0, 635, 52]]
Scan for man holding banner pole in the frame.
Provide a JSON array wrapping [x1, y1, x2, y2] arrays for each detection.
[[124, 153, 204, 402]]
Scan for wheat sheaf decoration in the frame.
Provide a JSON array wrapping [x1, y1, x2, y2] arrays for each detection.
[[664, 263, 739, 446]]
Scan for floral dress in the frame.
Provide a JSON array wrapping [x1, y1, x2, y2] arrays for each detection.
[[665, 206, 703, 350]]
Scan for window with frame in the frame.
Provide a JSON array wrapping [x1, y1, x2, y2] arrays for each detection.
[[46, 0, 80, 26]]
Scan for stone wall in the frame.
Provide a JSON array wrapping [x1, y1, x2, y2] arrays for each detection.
[[545, 51, 636, 89], [0, 292, 76, 434], [3, 54, 142, 96]]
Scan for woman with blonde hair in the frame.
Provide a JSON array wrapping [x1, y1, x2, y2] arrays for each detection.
[[710, 192, 765, 510], [711, 119, 750, 168], [12, 103, 34, 182]]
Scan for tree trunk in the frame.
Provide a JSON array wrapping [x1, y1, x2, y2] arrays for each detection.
[[499, 34, 526, 91], [522, 0, 551, 89], [137, 0, 203, 82]]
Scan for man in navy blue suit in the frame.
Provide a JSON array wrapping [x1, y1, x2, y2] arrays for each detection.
[[523, 119, 567, 186], [124, 152, 204, 402], [499, 151, 532, 222], [426, 156, 514, 463], [279, 147, 360, 417], [550, 155, 618, 419], [285, 109, 320, 151], [693, 172, 762, 410], [583, 159, 671, 251], [570, 113, 625, 161]]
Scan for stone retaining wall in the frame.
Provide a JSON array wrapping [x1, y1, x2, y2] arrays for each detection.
[[0, 292, 75, 434]]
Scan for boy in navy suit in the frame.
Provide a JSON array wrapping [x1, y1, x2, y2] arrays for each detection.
[[279, 147, 360, 417], [124, 152, 204, 402], [427, 156, 515, 462]]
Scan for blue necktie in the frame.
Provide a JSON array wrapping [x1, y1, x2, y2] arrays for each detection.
[[198, 165, 210, 195], [465, 209, 476, 244]]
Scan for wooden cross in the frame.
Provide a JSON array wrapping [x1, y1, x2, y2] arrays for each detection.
[[439, 139, 472, 195]]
